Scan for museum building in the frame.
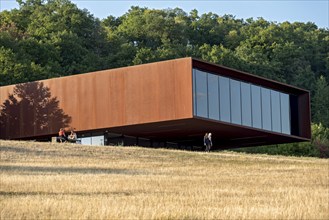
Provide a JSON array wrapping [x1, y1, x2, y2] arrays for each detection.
[[0, 57, 311, 149]]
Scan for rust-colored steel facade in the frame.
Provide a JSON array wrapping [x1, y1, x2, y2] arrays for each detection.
[[0, 57, 311, 148]]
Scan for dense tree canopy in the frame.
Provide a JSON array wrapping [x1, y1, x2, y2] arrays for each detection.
[[1, 0, 328, 133]]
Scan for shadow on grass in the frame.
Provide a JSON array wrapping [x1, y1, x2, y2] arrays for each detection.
[[0, 191, 134, 197], [0, 146, 35, 153], [0, 145, 99, 159], [0, 165, 142, 175]]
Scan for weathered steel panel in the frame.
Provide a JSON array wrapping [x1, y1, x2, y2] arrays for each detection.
[[94, 71, 110, 129], [78, 73, 97, 130], [0, 58, 193, 139], [0, 84, 16, 139], [108, 70, 126, 126]]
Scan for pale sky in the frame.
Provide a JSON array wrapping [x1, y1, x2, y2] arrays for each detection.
[[0, 0, 328, 28]]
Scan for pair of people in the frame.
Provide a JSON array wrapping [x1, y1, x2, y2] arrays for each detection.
[[204, 133, 212, 152], [58, 128, 77, 143]]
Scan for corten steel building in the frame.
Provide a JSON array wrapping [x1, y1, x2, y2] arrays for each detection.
[[0, 57, 311, 149]]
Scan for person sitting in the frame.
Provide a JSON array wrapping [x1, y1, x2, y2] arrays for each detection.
[[58, 128, 67, 143], [67, 129, 77, 143]]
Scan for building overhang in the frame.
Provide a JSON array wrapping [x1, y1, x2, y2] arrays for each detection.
[[96, 118, 309, 149]]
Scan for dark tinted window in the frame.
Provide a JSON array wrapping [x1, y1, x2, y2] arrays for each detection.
[[241, 82, 252, 126], [195, 70, 208, 118], [271, 90, 281, 132], [230, 79, 241, 125], [251, 85, 262, 129], [219, 76, 231, 122], [192, 68, 292, 136], [208, 74, 220, 120], [281, 93, 291, 134], [193, 69, 196, 115], [261, 88, 272, 131]]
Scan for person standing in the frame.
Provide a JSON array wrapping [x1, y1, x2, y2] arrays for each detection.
[[204, 133, 213, 152], [204, 133, 208, 150]]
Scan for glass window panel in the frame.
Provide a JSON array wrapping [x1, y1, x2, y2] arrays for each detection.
[[280, 93, 291, 134], [251, 85, 262, 129], [219, 76, 230, 122], [208, 74, 219, 120], [80, 137, 92, 145], [195, 70, 208, 118], [241, 82, 252, 126], [193, 68, 292, 135], [230, 79, 242, 124], [261, 87, 272, 131], [271, 90, 281, 132], [192, 69, 196, 115], [91, 135, 104, 146]]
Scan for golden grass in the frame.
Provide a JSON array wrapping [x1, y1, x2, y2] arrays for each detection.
[[0, 140, 328, 219]]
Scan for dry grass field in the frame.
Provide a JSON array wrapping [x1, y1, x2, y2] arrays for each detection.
[[0, 140, 328, 219]]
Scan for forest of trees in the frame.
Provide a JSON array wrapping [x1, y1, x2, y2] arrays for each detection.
[[0, 0, 328, 156]]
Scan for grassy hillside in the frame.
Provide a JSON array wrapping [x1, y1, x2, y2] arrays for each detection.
[[1, 140, 328, 219]]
